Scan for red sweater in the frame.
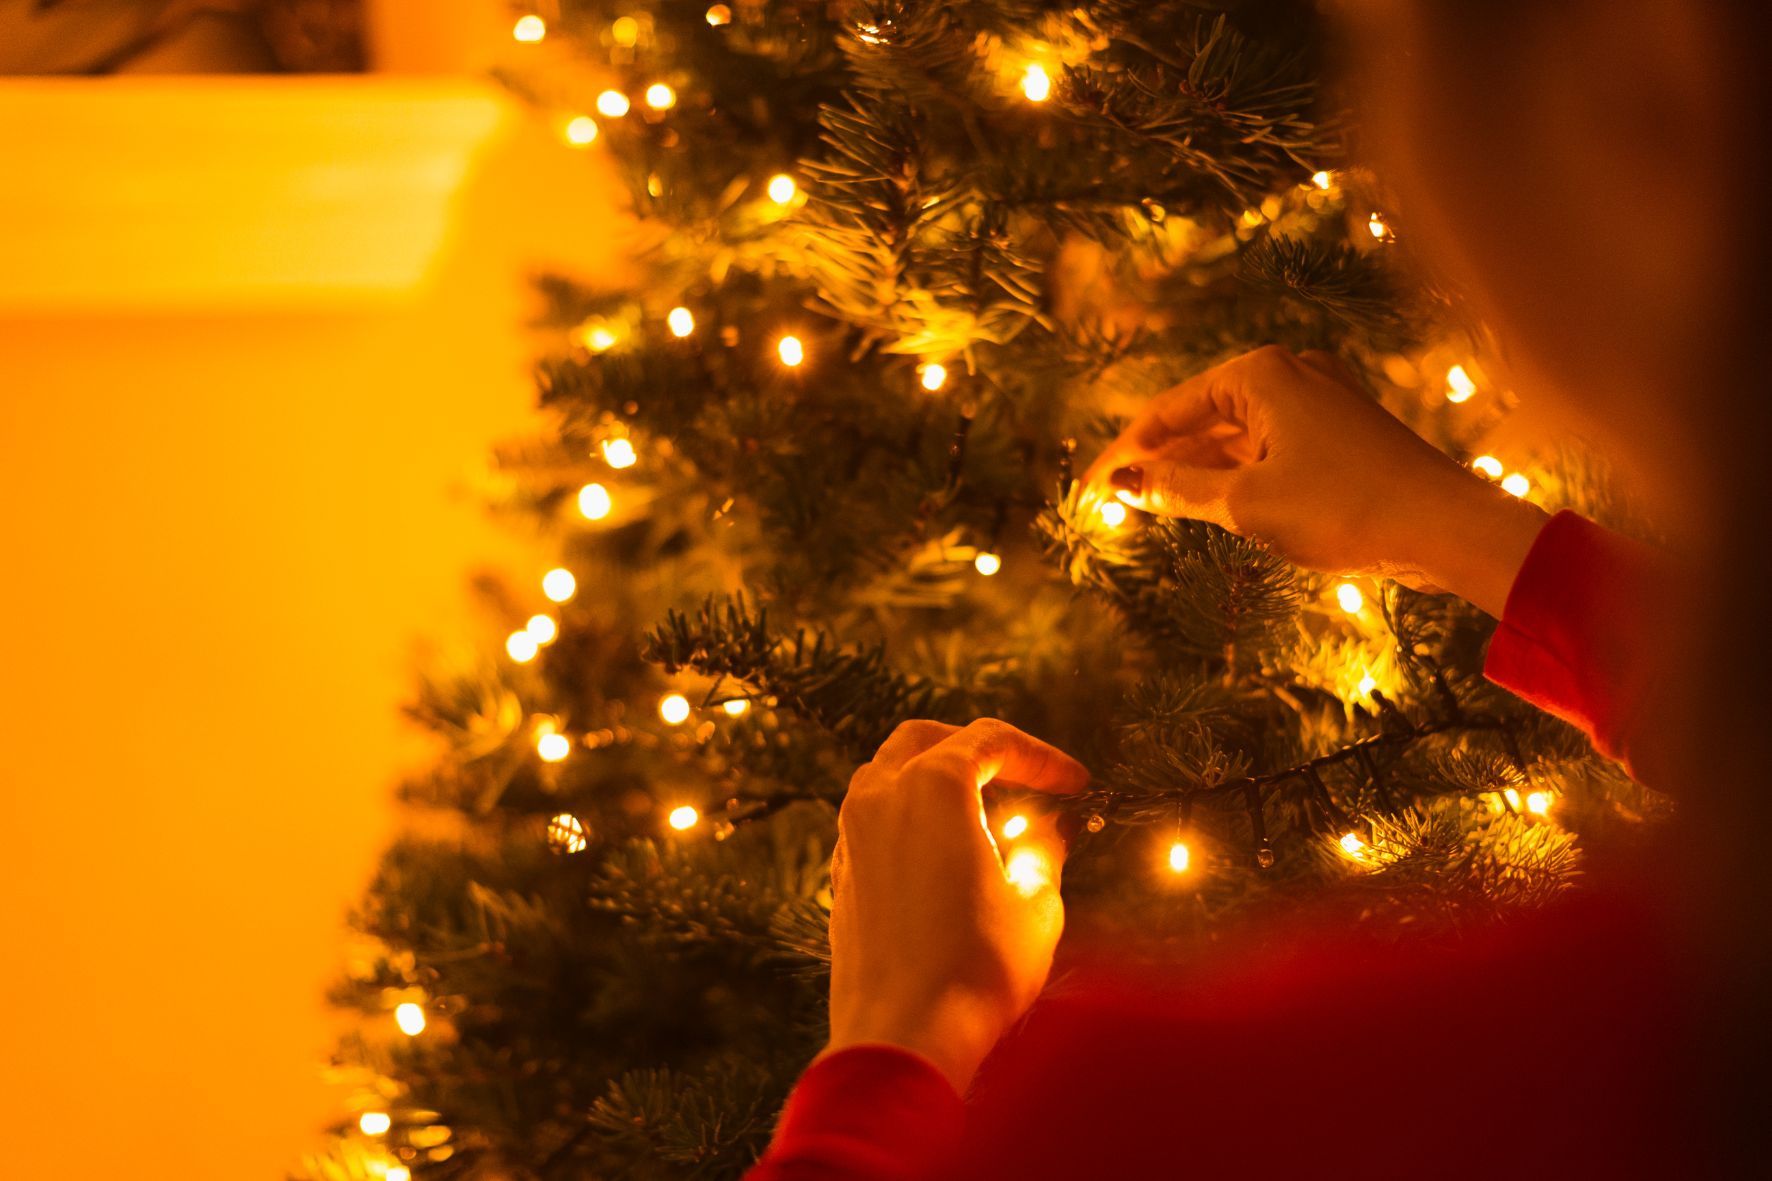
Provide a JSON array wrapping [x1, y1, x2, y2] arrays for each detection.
[[749, 512, 1695, 1180]]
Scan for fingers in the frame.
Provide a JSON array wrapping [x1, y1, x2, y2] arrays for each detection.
[[1080, 372, 1239, 489], [869, 719, 961, 771], [1108, 459, 1238, 527], [996, 810, 1068, 898], [905, 718, 1091, 796]]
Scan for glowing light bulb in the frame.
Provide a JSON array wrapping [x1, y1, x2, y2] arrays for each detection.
[[537, 732, 571, 762], [1501, 472, 1531, 498], [1021, 63, 1052, 102], [578, 482, 613, 520], [506, 631, 539, 663], [542, 568, 577, 602], [1526, 791, 1552, 815], [525, 614, 558, 645], [919, 362, 948, 391], [767, 173, 797, 204], [974, 551, 1002, 576], [669, 805, 700, 830], [1002, 814, 1029, 840], [722, 698, 749, 717], [1472, 455, 1503, 478], [547, 812, 588, 854], [1357, 673, 1377, 697], [1368, 212, 1394, 241], [596, 90, 630, 118], [394, 1002, 426, 1036], [359, 1112, 392, 1136], [512, 14, 545, 42], [659, 693, 691, 725], [1504, 787, 1522, 809], [1099, 500, 1128, 527], [645, 83, 676, 110], [1168, 841, 1191, 873], [667, 306, 695, 337], [705, 4, 731, 26], [612, 16, 639, 47], [388, 1169, 411, 1181], [1311, 170, 1333, 190], [1445, 364, 1477, 404], [1004, 848, 1049, 894], [1339, 832, 1367, 859], [777, 335, 805, 367], [1335, 582, 1365, 614], [581, 324, 618, 352], [602, 438, 638, 468], [564, 115, 599, 147]]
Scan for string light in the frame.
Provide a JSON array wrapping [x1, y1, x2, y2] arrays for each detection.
[[1504, 787, 1522, 810], [580, 324, 619, 352], [1501, 472, 1530, 498], [526, 613, 558, 645], [1445, 364, 1477, 404], [1368, 212, 1394, 241], [597, 90, 630, 118], [705, 4, 731, 26], [512, 14, 545, 42], [602, 438, 638, 468], [1526, 790, 1552, 815], [542, 567, 577, 602], [1311, 170, 1333, 190], [644, 83, 676, 110], [564, 116, 599, 147], [1002, 814, 1029, 840], [1335, 582, 1365, 614], [1339, 832, 1367, 859], [919, 362, 948, 391], [974, 551, 1002, 576], [1099, 500, 1128, 527], [359, 1112, 392, 1136], [658, 693, 691, 725], [1168, 841, 1191, 873], [667, 306, 695, 337], [387, 1168, 411, 1181], [394, 1002, 426, 1036], [611, 16, 639, 47], [1357, 673, 1377, 698], [1471, 455, 1503, 479], [1021, 63, 1052, 102], [669, 805, 700, 830], [722, 698, 749, 717], [506, 631, 540, 663], [777, 335, 805, 367], [537, 731, 571, 762], [1004, 848, 1049, 894], [767, 173, 797, 204], [547, 812, 588, 854], [578, 482, 613, 520]]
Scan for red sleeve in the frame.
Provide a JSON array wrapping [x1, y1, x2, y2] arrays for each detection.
[[1484, 510, 1667, 785], [744, 1045, 964, 1180]]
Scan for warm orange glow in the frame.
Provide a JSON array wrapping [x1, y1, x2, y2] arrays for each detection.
[[667, 306, 695, 337], [659, 693, 691, 725], [1445, 364, 1477, 403], [537, 732, 571, 762], [580, 324, 619, 352], [974, 551, 1002, 576], [1099, 500, 1128, 527], [1526, 791, 1552, 815], [722, 698, 750, 717], [1004, 848, 1049, 894], [919, 362, 948, 391], [1168, 841, 1191, 873], [512, 15, 546, 42], [706, 5, 732, 26], [542, 567, 577, 602], [564, 116, 599, 147], [668, 805, 700, 830], [612, 17, 640, 47], [525, 613, 558, 644], [767, 174, 797, 204], [547, 813, 588, 854], [1472, 455, 1503, 479], [1501, 472, 1531, 498], [596, 90, 631, 118], [1021, 63, 1052, 102], [359, 1111, 391, 1136], [601, 437, 638, 469], [387, 1168, 411, 1181], [645, 84, 677, 111], [1339, 832, 1367, 859], [505, 630, 539, 663], [394, 1002, 426, 1036], [1368, 212, 1394, 241], [578, 483, 613, 520], [1311, 170, 1333, 190], [1002, 814, 1029, 840], [1357, 673, 1377, 698], [1336, 582, 1364, 614], [777, 335, 805, 367], [1504, 787, 1523, 809]]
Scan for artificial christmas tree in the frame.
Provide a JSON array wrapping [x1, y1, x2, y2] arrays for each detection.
[[304, 4, 1662, 1178]]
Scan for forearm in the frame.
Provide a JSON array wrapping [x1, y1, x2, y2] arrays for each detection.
[[1394, 467, 1550, 619]]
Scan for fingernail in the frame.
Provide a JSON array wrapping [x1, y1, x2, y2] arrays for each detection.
[[1108, 466, 1142, 497]]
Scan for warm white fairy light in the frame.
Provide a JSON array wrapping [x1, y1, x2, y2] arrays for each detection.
[[537, 731, 571, 762], [1357, 673, 1378, 698], [394, 1002, 426, 1036], [547, 812, 588, 854], [1002, 814, 1029, 840], [1445, 364, 1477, 404], [1368, 212, 1394, 241], [602, 438, 638, 468], [767, 173, 797, 204], [542, 567, 577, 602], [722, 698, 749, 717], [1168, 841, 1191, 873], [1335, 582, 1365, 614], [596, 90, 631, 118], [658, 693, 691, 725], [1501, 472, 1531, 498], [645, 83, 677, 110], [919, 362, 948, 392], [669, 805, 700, 830], [1311, 170, 1333, 190], [506, 630, 540, 663], [1339, 831, 1367, 859], [526, 614, 558, 645], [705, 5, 731, 26], [777, 335, 805, 367], [564, 115, 599, 147], [1504, 787, 1523, 810], [1004, 848, 1049, 895], [611, 16, 639, 47], [1526, 790, 1552, 815], [512, 14, 545, 42], [974, 551, 1002, 576], [359, 1112, 392, 1136], [578, 482, 613, 520], [387, 1168, 411, 1181], [580, 324, 619, 352], [1021, 63, 1052, 102], [1471, 455, 1503, 479], [1098, 500, 1128, 527], [667, 306, 695, 337]]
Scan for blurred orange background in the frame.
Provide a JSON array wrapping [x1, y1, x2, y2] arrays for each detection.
[[0, 8, 632, 1176]]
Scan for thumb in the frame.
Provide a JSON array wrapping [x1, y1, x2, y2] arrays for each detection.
[[1109, 461, 1236, 527]]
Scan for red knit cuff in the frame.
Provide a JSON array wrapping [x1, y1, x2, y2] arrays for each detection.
[[755, 1045, 963, 1179]]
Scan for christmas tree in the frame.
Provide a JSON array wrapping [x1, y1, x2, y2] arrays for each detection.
[[304, 4, 1663, 1178]]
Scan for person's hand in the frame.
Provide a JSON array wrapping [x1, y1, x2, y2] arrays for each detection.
[[1082, 346, 1548, 618], [824, 718, 1090, 1093]]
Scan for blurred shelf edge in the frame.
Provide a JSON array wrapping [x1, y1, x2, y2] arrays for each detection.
[[0, 76, 510, 314]]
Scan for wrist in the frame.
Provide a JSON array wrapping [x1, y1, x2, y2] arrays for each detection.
[[1395, 467, 1549, 619], [826, 996, 1000, 1094]]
